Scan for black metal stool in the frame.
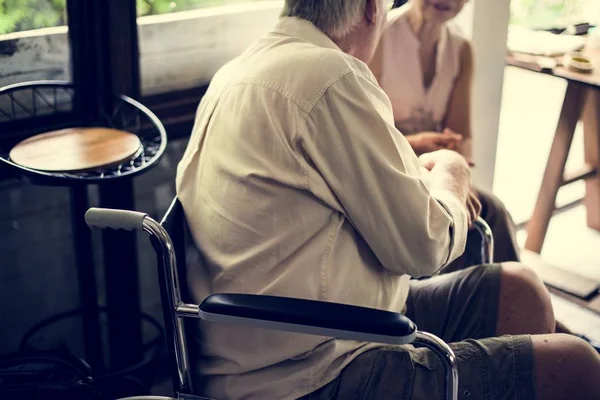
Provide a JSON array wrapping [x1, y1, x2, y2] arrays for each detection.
[[0, 80, 167, 386]]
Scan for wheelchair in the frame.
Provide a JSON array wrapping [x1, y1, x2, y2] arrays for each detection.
[[85, 199, 494, 400]]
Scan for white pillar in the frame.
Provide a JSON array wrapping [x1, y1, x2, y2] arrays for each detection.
[[456, 0, 511, 191]]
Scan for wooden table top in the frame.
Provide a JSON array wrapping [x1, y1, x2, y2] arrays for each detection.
[[9, 127, 141, 173], [507, 46, 600, 88]]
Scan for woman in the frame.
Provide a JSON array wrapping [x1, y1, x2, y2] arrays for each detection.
[[370, 0, 520, 271]]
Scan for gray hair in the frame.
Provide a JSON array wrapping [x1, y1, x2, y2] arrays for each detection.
[[281, 0, 369, 40]]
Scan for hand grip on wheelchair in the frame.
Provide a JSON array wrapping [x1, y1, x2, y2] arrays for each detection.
[[85, 208, 148, 231]]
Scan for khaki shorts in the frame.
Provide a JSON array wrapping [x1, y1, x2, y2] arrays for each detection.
[[304, 265, 536, 400]]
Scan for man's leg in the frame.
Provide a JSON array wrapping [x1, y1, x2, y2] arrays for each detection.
[[496, 262, 555, 335], [307, 263, 600, 399], [533, 333, 600, 399], [308, 335, 538, 399], [308, 334, 600, 400], [407, 262, 555, 339], [494, 264, 600, 397], [406, 264, 504, 341], [494, 263, 600, 354], [408, 262, 600, 399]]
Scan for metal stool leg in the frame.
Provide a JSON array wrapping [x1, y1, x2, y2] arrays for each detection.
[[99, 179, 143, 370], [71, 186, 104, 371], [414, 331, 459, 400]]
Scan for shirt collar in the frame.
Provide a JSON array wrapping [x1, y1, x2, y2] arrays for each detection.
[[272, 17, 341, 51]]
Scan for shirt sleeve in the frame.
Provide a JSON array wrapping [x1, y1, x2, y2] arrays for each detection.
[[430, 190, 469, 266], [299, 70, 468, 277]]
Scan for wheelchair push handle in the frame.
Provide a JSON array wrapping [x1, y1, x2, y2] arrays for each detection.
[[85, 208, 148, 231]]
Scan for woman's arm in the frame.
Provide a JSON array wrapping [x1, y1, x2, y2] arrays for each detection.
[[444, 40, 474, 160], [404, 131, 462, 156]]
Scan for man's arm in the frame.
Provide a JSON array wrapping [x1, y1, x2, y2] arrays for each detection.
[[299, 71, 468, 277]]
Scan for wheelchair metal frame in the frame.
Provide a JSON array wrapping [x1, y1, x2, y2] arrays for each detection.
[[473, 217, 494, 264], [86, 206, 494, 400]]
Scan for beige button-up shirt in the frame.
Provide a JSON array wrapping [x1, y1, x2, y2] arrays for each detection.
[[176, 16, 468, 400]]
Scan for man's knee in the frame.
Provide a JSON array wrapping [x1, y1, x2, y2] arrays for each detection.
[[500, 262, 555, 333], [539, 333, 596, 356], [501, 262, 544, 285], [566, 334, 600, 364], [501, 262, 548, 291], [534, 334, 600, 397]]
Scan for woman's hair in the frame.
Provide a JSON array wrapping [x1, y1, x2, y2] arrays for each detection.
[[281, 0, 368, 40]]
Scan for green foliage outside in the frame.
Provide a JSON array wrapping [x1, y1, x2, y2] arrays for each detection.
[[136, 0, 264, 17], [0, 0, 66, 35], [0, 0, 598, 36], [510, 0, 598, 28], [0, 0, 267, 35]]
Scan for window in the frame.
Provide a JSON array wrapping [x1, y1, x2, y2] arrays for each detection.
[[137, 0, 282, 95], [0, 0, 70, 87], [510, 0, 600, 28], [0, 0, 66, 35], [137, 0, 270, 17]]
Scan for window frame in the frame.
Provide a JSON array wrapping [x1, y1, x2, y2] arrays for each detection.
[[2, 1, 281, 140], [67, 0, 203, 139]]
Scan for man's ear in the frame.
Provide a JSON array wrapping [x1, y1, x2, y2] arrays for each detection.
[[365, 0, 380, 26]]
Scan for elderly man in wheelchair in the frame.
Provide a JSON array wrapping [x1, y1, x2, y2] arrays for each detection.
[[88, 0, 600, 399]]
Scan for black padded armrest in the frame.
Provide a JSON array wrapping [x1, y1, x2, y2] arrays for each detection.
[[199, 294, 417, 345]]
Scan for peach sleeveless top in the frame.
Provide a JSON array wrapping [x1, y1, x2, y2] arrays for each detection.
[[377, 6, 466, 134]]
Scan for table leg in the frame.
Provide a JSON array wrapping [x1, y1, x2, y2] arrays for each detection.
[[99, 178, 143, 370], [582, 89, 600, 231], [525, 82, 587, 253], [70, 185, 104, 372]]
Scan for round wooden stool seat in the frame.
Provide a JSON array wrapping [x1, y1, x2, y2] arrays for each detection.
[[9, 127, 141, 172]]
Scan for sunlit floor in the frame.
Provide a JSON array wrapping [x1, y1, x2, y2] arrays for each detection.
[[495, 66, 600, 340]]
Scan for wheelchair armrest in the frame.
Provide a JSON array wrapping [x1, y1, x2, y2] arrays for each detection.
[[199, 294, 417, 345]]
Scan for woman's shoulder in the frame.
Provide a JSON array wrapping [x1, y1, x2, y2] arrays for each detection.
[[443, 24, 474, 74], [445, 21, 470, 44], [445, 22, 472, 56], [386, 5, 410, 27]]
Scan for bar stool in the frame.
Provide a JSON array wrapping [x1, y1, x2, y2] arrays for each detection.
[[0, 80, 167, 392]]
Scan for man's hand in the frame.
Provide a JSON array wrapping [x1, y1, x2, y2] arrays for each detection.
[[466, 189, 482, 227], [420, 151, 480, 226], [419, 150, 471, 204], [408, 130, 463, 155], [418, 149, 469, 172]]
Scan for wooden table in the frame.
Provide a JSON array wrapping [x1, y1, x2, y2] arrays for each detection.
[[507, 47, 600, 255], [506, 46, 600, 302]]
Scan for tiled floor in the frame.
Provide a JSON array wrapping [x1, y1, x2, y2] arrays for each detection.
[[2, 65, 600, 395]]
